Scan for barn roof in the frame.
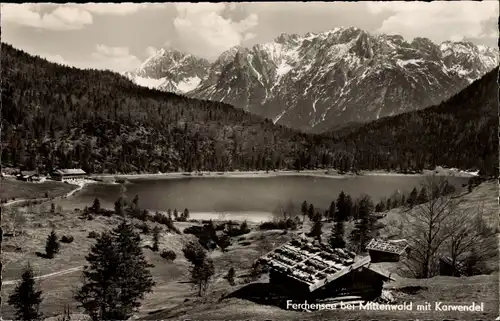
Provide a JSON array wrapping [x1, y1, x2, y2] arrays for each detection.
[[258, 239, 394, 292], [20, 170, 38, 177], [54, 168, 87, 175], [366, 238, 408, 255]]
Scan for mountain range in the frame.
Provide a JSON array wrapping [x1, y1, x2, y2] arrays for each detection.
[[1, 43, 497, 176], [124, 27, 498, 132]]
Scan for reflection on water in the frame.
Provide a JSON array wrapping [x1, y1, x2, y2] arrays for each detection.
[[186, 211, 274, 223], [55, 175, 468, 222]]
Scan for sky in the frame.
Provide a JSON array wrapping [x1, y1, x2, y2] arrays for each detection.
[[1, 2, 498, 73]]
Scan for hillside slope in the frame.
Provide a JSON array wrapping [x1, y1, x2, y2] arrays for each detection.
[[0, 44, 313, 174], [323, 66, 498, 176]]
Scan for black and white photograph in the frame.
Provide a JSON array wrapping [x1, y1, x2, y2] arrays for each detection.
[[1, 2, 499, 321]]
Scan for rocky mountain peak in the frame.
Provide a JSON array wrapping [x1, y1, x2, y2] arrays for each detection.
[[126, 27, 498, 132]]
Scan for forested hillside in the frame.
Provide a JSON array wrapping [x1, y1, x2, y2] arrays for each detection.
[[1, 44, 497, 176], [1, 44, 315, 174], [323, 66, 499, 176]]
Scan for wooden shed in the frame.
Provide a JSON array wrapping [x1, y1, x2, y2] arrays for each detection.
[[366, 238, 408, 263], [439, 256, 468, 277], [258, 239, 395, 304]]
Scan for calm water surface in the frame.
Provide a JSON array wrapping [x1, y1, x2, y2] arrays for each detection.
[[56, 175, 468, 222]]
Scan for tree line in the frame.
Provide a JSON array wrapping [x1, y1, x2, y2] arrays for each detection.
[[1, 44, 497, 177], [294, 179, 463, 254]]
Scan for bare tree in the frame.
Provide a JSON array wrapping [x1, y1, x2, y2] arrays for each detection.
[[444, 203, 498, 275], [5, 207, 26, 237], [442, 204, 482, 272], [399, 175, 460, 278]]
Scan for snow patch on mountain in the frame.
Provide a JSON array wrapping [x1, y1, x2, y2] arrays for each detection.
[[128, 27, 498, 132], [177, 76, 201, 93], [127, 74, 167, 89]]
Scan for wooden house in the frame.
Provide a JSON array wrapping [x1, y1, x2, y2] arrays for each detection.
[[52, 168, 87, 182], [365, 238, 408, 263], [439, 256, 468, 277], [258, 239, 395, 304], [16, 171, 38, 182]]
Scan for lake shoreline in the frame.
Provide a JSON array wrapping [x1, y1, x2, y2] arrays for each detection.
[[89, 168, 478, 181]]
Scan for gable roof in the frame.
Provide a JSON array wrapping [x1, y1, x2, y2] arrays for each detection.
[[20, 171, 38, 177], [54, 168, 86, 175], [366, 238, 408, 255], [258, 239, 394, 293]]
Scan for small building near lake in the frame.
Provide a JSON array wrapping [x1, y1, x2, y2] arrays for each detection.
[[30, 173, 46, 182], [257, 238, 395, 305], [365, 238, 408, 263], [16, 170, 40, 182], [52, 168, 88, 182]]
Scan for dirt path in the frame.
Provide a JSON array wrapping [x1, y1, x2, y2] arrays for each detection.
[[3, 266, 84, 285]]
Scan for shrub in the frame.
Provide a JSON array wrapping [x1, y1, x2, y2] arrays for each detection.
[[60, 235, 74, 243], [183, 225, 204, 236], [160, 250, 176, 261], [259, 218, 297, 230], [136, 223, 150, 234], [88, 231, 99, 238], [101, 209, 113, 217], [153, 212, 180, 234]]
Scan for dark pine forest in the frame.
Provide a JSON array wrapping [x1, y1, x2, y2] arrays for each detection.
[[1, 44, 497, 176]]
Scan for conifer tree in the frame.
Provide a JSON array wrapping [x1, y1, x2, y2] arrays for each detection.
[[307, 204, 315, 221], [328, 200, 335, 221], [8, 264, 43, 321], [152, 226, 161, 252], [345, 194, 353, 221], [182, 208, 190, 221], [336, 191, 347, 221], [91, 198, 101, 214], [350, 195, 375, 253], [75, 222, 155, 321], [417, 186, 429, 204], [301, 200, 308, 223], [329, 208, 346, 249], [45, 229, 60, 258], [182, 241, 215, 296], [114, 196, 125, 216], [308, 219, 323, 242], [386, 198, 392, 210], [407, 187, 418, 208], [226, 267, 236, 286], [239, 220, 250, 234]]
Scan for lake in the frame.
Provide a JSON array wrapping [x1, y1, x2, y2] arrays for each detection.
[[56, 175, 469, 222]]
